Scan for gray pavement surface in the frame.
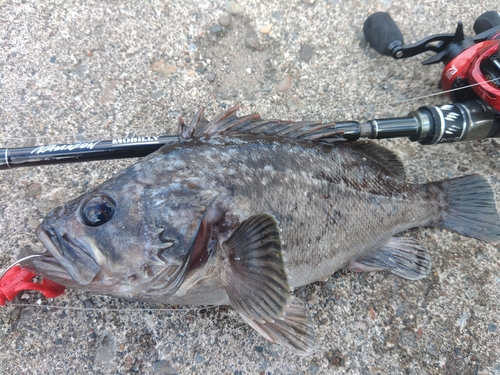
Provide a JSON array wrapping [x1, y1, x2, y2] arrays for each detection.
[[1, 0, 499, 374]]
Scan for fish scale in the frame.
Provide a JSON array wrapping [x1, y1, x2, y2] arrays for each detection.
[[177, 139, 437, 286]]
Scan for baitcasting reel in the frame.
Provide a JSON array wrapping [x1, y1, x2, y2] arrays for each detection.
[[363, 11, 500, 109]]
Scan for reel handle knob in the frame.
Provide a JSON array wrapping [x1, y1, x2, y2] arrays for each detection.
[[474, 11, 500, 34], [363, 12, 404, 57]]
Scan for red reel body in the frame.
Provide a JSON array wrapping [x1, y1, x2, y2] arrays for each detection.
[[441, 34, 500, 111]]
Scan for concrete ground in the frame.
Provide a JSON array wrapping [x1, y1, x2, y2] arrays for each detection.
[[1, 0, 499, 374]]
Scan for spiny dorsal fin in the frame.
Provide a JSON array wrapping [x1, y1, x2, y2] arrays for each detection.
[[222, 214, 315, 355], [346, 141, 406, 180], [179, 106, 344, 142]]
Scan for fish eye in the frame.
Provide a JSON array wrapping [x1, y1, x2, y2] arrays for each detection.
[[80, 194, 116, 227]]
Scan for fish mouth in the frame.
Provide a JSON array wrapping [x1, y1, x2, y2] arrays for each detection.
[[34, 223, 101, 286], [26, 214, 212, 298]]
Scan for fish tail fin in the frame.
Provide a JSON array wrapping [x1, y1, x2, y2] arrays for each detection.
[[434, 174, 500, 243]]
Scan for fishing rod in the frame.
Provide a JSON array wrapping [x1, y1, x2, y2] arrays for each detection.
[[2, 11, 500, 170], [1, 100, 499, 170]]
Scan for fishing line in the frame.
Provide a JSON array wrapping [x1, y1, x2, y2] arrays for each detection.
[[5, 302, 220, 313], [0, 254, 44, 280], [0, 79, 497, 142]]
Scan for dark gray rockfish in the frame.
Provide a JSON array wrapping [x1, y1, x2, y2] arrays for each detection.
[[26, 107, 500, 355]]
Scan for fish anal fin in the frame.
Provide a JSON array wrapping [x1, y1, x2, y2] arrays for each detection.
[[180, 106, 344, 143], [347, 237, 431, 280], [347, 141, 406, 180], [222, 214, 315, 355]]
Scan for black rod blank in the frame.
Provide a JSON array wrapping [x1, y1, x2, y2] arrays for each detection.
[[1, 135, 177, 170], [1, 101, 498, 171]]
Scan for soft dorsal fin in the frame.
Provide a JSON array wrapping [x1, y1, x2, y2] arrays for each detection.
[[222, 214, 315, 355], [346, 141, 406, 180], [179, 106, 344, 142]]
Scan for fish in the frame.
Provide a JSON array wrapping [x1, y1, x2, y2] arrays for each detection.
[[23, 106, 500, 355]]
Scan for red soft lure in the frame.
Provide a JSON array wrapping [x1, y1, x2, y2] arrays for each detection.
[[0, 265, 65, 306]]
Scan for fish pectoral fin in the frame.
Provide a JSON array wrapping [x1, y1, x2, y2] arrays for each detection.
[[347, 237, 431, 280], [222, 213, 315, 355]]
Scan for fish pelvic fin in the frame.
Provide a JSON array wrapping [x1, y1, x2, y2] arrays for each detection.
[[347, 237, 431, 280], [433, 174, 500, 243], [179, 106, 344, 143], [222, 214, 315, 355]]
